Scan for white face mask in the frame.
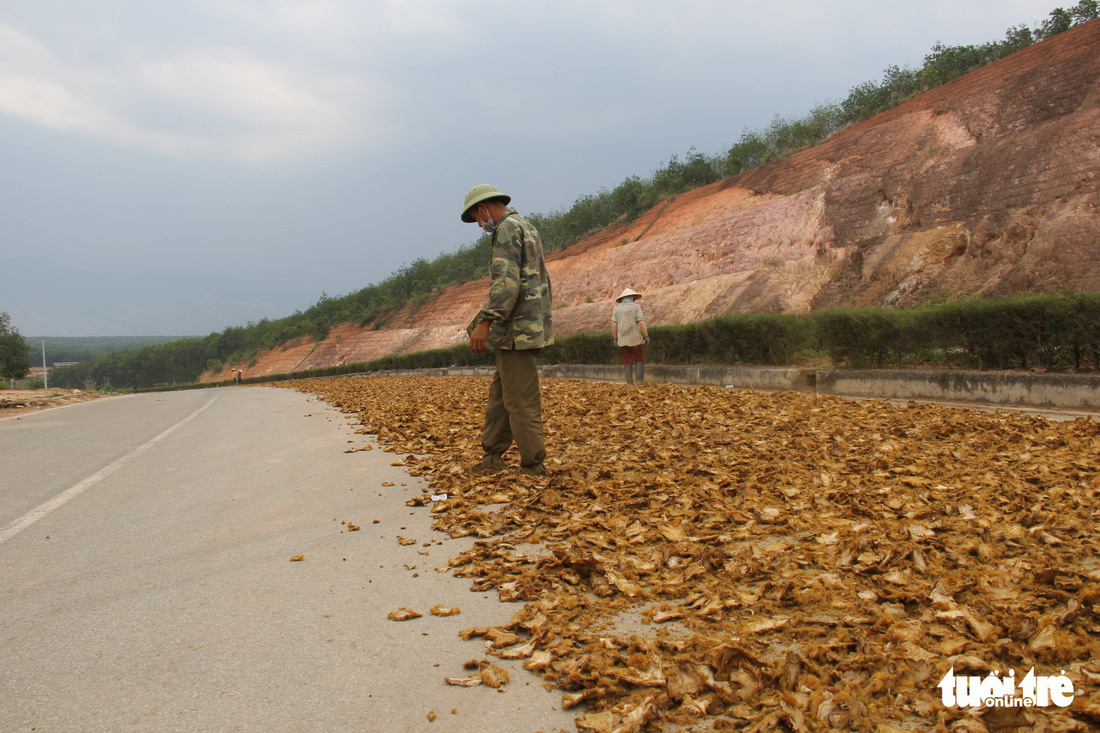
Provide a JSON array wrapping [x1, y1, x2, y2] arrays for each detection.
[[621, 296, 634, 303], [478, 205, 497, 234]]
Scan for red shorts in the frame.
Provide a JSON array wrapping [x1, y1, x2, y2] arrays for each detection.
[[620, 345, 645, 365]]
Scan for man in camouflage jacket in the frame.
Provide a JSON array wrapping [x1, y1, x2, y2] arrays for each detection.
[[462, 184, 554, 476]]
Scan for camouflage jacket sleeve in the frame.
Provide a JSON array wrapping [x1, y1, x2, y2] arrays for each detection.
[[466, 209, 554, 350]]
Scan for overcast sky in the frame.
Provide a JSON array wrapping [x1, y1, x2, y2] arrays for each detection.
[[1, 0, 1063, 336]]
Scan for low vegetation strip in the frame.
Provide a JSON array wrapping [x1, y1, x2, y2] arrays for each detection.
[[103, 292, 1100, 393], [561, 293, 1100, 372], [232, 293, 1100, 388], [285, 375, 1100, 730]]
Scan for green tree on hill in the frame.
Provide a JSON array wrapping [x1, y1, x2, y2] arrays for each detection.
[[0, 313, 31, 387]]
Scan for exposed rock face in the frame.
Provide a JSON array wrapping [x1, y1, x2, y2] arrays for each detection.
[[207, 20, 1100, 381]]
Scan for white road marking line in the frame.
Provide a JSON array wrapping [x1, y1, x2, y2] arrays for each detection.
[[0, 395, 219, 546]]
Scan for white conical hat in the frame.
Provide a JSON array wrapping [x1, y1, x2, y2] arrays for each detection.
[[616, 288, 642, 302]]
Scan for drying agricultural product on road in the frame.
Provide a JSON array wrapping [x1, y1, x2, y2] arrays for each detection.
[[287, 375, 1100, 731]]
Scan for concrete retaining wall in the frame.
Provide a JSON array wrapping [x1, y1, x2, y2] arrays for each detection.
[[545, 364, 816, 391], [815, 369, 1100, 410], [344, 364, 1099, 411]]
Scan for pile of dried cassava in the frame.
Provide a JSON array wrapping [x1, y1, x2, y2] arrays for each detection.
[[285, 375, 1100, 732]]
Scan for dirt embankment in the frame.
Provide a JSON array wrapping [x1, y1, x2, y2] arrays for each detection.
[[205, 20, 1100, 383], [0, 389, 108, 417]]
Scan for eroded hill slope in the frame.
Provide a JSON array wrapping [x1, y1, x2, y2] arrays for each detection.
[[206, 19, 1100, 381]]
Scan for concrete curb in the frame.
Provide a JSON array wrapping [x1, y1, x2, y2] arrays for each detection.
[[357, 364, 1100, 412], [546, 364, 818, 392], [815, 368, 1100, 411]]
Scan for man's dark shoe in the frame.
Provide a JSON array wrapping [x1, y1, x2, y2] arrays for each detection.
[[519, 463, 546, 476], [479, 454, 506, 473]]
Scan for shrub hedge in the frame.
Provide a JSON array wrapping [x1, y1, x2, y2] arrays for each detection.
[[810, 294, 1100, 370], [167, 293, 1098, 392]]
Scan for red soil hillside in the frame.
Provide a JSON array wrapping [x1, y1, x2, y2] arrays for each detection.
[[205, 20, 1100, 382]]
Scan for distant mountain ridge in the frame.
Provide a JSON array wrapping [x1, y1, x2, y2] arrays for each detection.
[[204, 19, 1100, 382]]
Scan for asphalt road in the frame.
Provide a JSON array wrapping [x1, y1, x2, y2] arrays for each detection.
[[0, 387, 574, 733]]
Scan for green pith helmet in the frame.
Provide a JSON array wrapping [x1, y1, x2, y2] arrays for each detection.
[[461, 183, 511, 222]]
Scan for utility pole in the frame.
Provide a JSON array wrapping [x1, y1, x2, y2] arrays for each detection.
[[42, 341, 48, 390]]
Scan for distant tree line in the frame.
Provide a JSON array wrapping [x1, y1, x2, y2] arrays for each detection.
[[31, 336, 181, 367], [47, 1, 1098, 390]]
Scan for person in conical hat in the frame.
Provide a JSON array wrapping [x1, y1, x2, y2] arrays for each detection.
[[611, 288, 649, 385]]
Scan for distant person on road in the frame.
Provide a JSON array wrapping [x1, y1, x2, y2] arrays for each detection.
[[462, 184, 554, 476], [236, 370, 243, 384], [612, 288, 649, 385]]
